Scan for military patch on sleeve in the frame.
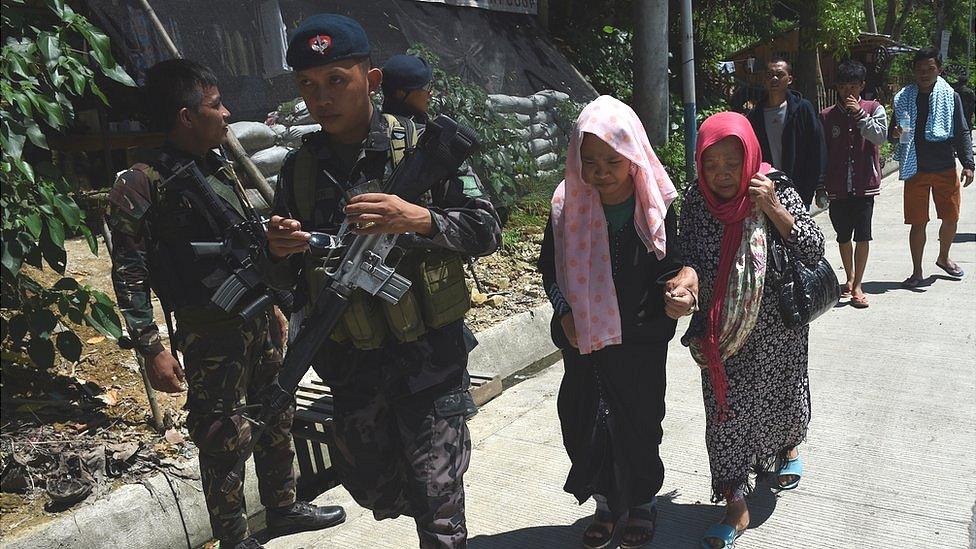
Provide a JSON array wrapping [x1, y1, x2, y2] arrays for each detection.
[[108, 168, 154, 236]]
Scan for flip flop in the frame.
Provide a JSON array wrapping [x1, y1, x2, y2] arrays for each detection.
[[839, 283, 852, 298], [700, 523, 743, 549], [850, 294, 869, 308], [776, 454, 803, 490], [935, 261, 965, 278], [901, 275, 923, 288]]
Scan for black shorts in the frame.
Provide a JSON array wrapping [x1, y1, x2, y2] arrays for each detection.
[[828, 196, 874, 243]]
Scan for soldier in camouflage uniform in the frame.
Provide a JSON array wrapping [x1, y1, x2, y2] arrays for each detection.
[[108, 59, 344, 549], [264, 15, 501, 549]]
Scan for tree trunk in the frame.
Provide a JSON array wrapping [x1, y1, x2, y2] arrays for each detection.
[[891, 0, 915, 42], [883, 0, 896, 35], [932, 0, 947, 51], [865, 0, 878, 33], [795, 1, 822, 103], [632, 0, 669, 146]]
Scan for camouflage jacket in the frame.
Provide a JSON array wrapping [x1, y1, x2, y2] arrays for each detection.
[[108, 145, 247, 357]]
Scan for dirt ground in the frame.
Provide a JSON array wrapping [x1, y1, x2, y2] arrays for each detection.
[[0, 227, 546, 540]]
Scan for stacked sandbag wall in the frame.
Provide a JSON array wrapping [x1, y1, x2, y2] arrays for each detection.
[[487, 89, 572, 176], [230, 90, 575, 204]]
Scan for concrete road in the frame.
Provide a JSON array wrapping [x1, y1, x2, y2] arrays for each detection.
[[269, 167, 976, 548]]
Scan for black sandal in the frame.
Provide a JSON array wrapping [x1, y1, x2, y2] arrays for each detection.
[[620, 505, 658, 549], [582, 509, 615, 549]]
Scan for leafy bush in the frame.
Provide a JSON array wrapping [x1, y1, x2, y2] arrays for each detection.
[[1, 0, 132, 367], [406, 45, 541, 221]]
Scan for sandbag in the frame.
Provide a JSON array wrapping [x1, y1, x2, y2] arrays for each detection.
[[279, 124, 322, 147], [535, 152, 559, 169], [250, 146, 290, 177], [488, 94, 536, 114], [515, 123, 555, 140], [230, 121, 276, 154], [528, 138, 554, 156], [530, 110, 556, 125], [535, 89, 570, 102], [269, 123, 286, 137]]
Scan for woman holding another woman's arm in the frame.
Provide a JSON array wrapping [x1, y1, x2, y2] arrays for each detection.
[[538, 96, 698, 549]]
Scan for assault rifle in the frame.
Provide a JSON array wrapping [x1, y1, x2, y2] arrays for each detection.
[[221, 114, 480, 493], [160, 157, 293, 320]]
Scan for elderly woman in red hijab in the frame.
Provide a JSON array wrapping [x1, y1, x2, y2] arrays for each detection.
[[538, 95, 699, 549], [678, 112, 825, 548]]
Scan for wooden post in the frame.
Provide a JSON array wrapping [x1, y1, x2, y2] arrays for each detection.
[[100, 217, 165, 433]]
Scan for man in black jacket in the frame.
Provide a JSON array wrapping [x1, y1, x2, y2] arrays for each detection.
[[747, 56, 827, 207]]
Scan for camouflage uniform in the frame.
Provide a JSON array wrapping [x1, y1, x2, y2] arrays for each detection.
[[108, 145, 297, 545], [266, 111, 500, 548]]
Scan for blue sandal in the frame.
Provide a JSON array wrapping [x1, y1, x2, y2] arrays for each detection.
[[776, 454, 803, 490], [701, 523, 743, 549]]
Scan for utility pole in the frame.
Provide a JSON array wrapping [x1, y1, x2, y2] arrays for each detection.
[[680, 0, 697, 183], [864, 0, 878, 33], [633, 0, 669, 146]]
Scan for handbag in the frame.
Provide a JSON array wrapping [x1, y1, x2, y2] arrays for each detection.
[[767, 223, 840, 328]]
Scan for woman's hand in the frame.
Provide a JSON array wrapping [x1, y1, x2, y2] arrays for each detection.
[[749, 172, 795, 238], [664, 287, 697, 319], [748, 173, 783, 216], [559, 313, 578, 349]]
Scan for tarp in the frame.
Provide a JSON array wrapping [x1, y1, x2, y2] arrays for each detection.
[[88, 0, 596, 121]]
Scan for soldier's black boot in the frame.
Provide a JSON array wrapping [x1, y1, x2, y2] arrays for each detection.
[[266, 501, 346, 536], [232, 537, 264, 549]]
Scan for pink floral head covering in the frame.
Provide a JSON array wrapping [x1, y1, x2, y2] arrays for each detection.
[[551, 95, 677, 354]]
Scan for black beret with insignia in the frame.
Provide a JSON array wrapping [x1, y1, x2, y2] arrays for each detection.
[[381, 54, 433, 94], [286, 14, 370, 72]]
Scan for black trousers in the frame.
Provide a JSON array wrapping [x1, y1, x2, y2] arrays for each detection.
[[558, 343, 668, 517]]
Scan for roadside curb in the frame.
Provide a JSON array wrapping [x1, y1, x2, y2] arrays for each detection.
[[467, 302, 558, 381], [3, 303, 560, 549]]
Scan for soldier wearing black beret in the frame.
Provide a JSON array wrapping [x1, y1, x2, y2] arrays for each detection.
[[382, 54, 434, 122], [264, 13, 501, 549]]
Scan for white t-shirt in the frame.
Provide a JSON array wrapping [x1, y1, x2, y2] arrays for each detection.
[[763, 101, 788, 168]]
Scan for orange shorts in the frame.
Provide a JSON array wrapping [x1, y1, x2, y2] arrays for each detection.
[[903, 168, 961, 224]]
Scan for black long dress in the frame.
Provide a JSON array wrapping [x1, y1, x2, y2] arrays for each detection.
[[538, 204, 682, 516]]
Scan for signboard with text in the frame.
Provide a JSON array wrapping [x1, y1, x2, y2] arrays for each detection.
[[412, 0, 537, 15]]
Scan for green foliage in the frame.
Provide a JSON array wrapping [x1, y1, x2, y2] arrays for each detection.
[[407, 44, 544, 217], [1, 0, 131, 368], [819, 0, 864, 58], [562, 25, 634, 103], [656, 98, 728, 208]]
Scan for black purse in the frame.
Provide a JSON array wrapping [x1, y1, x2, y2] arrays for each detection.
[[767, 224, 840, 328]]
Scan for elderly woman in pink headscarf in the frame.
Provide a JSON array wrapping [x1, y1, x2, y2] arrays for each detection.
[[538, 95, 699, 549], [678, 112, 825, 548]]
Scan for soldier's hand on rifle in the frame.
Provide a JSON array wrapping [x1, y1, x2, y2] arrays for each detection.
[[267, 215, 311, 259], [344, 193, 434, 236], [147, 350, 185, 393]]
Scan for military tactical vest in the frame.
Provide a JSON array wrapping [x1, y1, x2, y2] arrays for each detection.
[[141, 152, 249, 316], [291, 114, 471, 350]]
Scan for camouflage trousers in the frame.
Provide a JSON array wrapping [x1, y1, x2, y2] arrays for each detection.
[[179, 312, 297, 545], [330, 377, 472, 549]]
